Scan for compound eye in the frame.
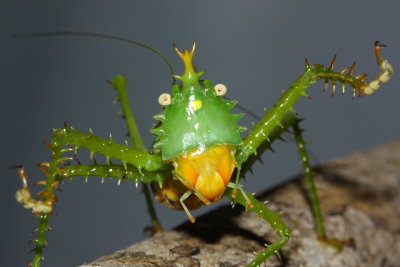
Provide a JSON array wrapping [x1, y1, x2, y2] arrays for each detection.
[[158, 93, 172, 106], [165, 197, 180, 209], [214, 84, 227, 96]]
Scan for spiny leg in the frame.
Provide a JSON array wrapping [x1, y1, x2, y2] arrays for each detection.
[[228, 181, 254, 209], [237, 42, 392, 168], [291, 120, 326, 236], [16, 32, 179, 236], [14, 126, 170, 267], [230, 42, 392, 264], [48, 127, 165, 171], [232, 114, 300, 211], [12, 166, 52, 266], [225, 116, 297, 265], [58, 164, 170, 184], [224, 187, 292, 267], [13, 136, 65, 267], [234, 42, 392, 203], [292, 119, 353, 249], [14, 164, 169, 267], [109, 75, 164, 234], [108, 75, 146, 151], [231, 165, 253, 208], [239, 113, 299, 176]]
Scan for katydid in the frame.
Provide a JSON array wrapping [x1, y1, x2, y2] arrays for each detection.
[[14, 32, 392, 267]]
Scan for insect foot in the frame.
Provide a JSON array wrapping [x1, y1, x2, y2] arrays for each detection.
[[319, 41, 393, 98], [12, 166, 54, 213], [362, 41, 393, 95], [12, 165, 55, 267]]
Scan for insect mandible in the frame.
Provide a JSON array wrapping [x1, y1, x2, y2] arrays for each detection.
[[13, 32, 393, 267]]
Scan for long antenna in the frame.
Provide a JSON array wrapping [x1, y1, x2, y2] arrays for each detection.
[[16, 31, 266, 121], [15, 31, 175, 78]]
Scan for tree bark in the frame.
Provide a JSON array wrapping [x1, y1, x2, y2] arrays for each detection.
[[79, 140, 400, 267]]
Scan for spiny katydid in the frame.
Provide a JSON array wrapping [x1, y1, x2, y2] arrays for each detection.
[[13, 32, 393, 267]]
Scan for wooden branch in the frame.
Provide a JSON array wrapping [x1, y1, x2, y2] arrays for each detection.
[[79, 140, 400, 267]]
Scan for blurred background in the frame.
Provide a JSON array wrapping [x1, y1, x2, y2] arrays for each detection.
[[2, 1, 399, 266]]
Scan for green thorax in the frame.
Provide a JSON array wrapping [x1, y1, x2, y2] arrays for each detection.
[[151, 44, 245, 160]]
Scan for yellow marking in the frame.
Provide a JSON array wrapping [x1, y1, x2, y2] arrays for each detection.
[[190, 99, 203, 110]]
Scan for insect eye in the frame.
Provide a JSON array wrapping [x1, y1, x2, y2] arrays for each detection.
[[214, 84, 227, 96], [165, 197, 179, 208], [158, 93, 172, 106]]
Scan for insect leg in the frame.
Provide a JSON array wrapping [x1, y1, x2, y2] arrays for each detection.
[[228, 182, 254, 208], [12, 166, 51, 267], [239, 113, 298, 177], [142, 184, 163, 233], [13, 135, 66, 267], [58, 164, 170, 184], [231, 114, 297, 208], [109, 75, 163, 233], [224, 187, 292, 266], [14, 126, 170, 266], [292, 120, 352, 249], [108, 75, 146, 150], [231, 165, 245, 202], [51, 127, 166, 171], [291, 119, 325, 238], [236, 42, 392, 168]]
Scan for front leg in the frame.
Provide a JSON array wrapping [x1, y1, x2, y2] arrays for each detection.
[[14, 126, 171, 267], [224, 186, 292, 266], [230, 42, 392, 264], [111, 75, 165, 234], [236, 42, 392, 166]]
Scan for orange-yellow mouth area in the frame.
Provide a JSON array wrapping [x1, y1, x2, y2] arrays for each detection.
[[173, 144, 236, 204], [154, 179, 203, 211]]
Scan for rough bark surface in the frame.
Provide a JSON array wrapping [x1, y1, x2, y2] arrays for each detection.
[[79, 140, 400, 267]]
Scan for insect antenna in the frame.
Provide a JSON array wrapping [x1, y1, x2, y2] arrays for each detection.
[[14, 31, 176, 82]]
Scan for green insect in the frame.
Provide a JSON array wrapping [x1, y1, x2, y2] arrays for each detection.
[[14, 32, 393, 267]]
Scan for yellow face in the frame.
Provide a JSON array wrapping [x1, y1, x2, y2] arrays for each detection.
[[173, 144, 236, 204]]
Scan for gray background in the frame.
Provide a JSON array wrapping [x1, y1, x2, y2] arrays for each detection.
[[2, 1, 399, 266]]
